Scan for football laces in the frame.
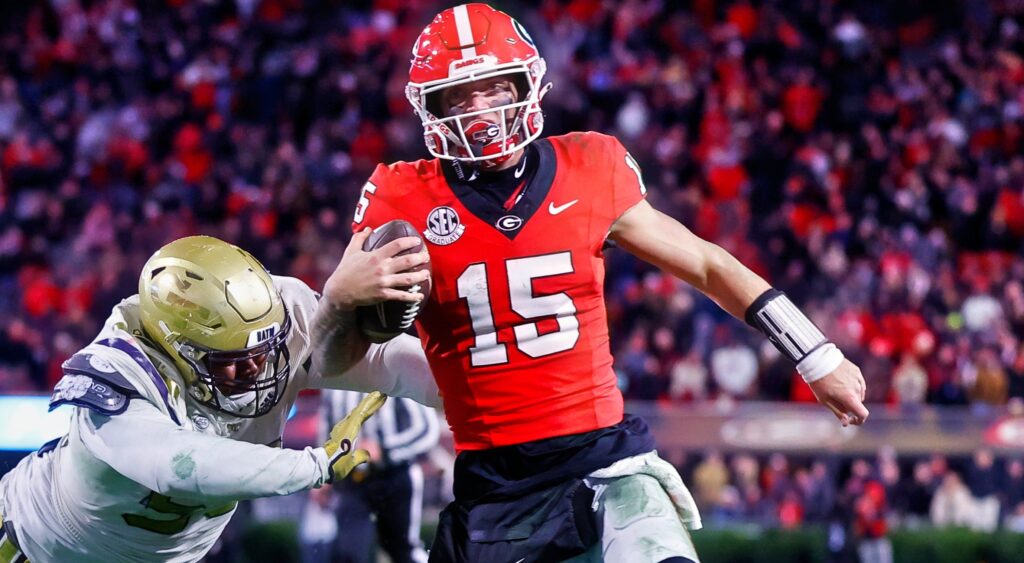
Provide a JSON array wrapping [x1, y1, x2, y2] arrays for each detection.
[[400, 283, 423, 329]]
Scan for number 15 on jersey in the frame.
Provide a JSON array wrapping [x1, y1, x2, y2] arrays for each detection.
[[457, 252, 580, 367]]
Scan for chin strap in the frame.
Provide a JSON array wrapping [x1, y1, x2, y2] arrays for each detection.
[[539, 81, 553, 100]]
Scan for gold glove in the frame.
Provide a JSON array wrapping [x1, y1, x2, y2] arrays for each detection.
[[323, 391, 386, 482]]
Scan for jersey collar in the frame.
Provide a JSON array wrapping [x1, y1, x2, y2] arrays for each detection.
[[441, 139, 557, 240]]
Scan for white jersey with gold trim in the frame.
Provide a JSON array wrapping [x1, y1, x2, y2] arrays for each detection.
[[0, 276, 436, 563]]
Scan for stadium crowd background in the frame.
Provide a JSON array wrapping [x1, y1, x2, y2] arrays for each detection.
[[1, 0, 1024, 552]]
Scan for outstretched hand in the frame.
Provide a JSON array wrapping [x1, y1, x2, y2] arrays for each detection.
[[808, 359, 870, 427]]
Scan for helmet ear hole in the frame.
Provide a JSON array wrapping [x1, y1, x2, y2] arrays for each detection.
[[511, 73, 528, 103], [425, 91, 445, 119]]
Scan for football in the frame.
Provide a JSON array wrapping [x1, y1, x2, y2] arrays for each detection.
[[356, 219, 431, 343]]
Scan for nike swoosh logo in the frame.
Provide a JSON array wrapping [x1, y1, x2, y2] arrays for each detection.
[[548, 199, 579, 215], [514, 157, 528, 178]]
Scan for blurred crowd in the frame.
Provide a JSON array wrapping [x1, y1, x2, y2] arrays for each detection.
[[677, 446, 1024, 561], [683, 447, 1024, 533], [0, 0, 1023, 409], [601, 0, 1024, 409]]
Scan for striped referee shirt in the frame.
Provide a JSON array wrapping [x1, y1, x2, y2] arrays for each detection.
[[320, 390, 440, 467]]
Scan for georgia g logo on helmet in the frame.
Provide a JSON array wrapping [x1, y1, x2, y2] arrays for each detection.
[[405, 3, 552, 164]]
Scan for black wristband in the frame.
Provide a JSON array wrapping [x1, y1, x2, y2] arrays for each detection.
[[745, 288, 827, 364], [745, 288, 785, 328]]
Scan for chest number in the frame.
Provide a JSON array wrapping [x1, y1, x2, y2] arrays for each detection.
[[457, 252, 580, 367]]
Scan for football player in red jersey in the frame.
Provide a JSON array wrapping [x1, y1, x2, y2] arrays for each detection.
[[352, 4, 870, 562]]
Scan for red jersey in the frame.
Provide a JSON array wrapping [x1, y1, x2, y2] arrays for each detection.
[[353, 132, 647, 450]]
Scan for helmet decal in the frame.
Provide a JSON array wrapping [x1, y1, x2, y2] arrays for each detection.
[[512, 19, 534, 46], [246, 322, 281, 347]]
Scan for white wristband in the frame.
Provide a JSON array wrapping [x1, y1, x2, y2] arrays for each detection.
[[796, 343, 845, 383]]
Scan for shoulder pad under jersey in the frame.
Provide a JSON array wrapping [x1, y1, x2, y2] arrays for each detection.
[[49, 352, 142, 416]]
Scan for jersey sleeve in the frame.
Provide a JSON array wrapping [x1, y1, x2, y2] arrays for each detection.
[[75, 400, 330, 503], [606, 135, 648, 222], [308, 333, 442, 409], [351, 164, 403, 232], [270, 274, 317, 388]]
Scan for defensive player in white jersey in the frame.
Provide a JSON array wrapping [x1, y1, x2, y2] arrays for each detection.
[[0, 234, 436, 563]]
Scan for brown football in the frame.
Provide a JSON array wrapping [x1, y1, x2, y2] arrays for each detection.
[[356, 220, 431, 343]]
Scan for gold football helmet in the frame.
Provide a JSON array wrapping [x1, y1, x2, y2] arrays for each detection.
[[138, 236, 291, 418]]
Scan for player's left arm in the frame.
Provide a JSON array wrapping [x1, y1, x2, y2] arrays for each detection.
[[608, 200, 869, 426], [77, 400, 340, 503]]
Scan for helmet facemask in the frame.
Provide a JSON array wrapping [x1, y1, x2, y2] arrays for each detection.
[[407, 57, 550, 164], [165, 310, 292, 419]]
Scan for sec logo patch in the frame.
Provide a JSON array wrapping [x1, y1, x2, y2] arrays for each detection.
[[424, 206, 466, 245]]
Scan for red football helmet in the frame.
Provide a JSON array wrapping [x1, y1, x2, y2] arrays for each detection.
[[406, 3, 551, 163]]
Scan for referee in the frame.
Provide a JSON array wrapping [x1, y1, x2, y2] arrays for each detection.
[[320, 390, 440, 563]]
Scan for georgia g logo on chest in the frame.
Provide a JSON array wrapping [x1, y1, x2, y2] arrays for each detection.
[[425, 206, 466, 245]]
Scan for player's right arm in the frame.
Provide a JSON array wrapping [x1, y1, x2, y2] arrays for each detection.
[[307, 166, 439, 406], [74, 398, 368, 503], [307, 214, 429, 382]]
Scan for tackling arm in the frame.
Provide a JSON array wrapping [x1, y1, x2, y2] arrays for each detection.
[[77, 401, 331, 503], [609, 200, 869, 426], [307, 298, 369, 384], [310, 333, 442, 409], [78, 393, 383, 503]]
